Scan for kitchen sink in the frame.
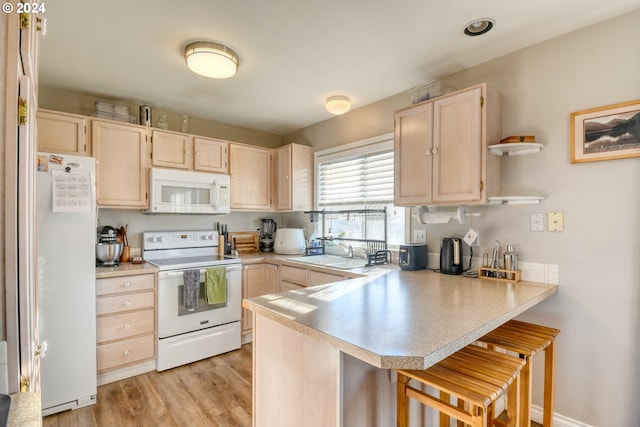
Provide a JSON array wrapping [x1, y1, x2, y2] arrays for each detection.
[[287, 254, 368, 270]]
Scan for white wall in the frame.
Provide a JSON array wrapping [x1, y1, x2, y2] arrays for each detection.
[[286, 10, 640, 426]]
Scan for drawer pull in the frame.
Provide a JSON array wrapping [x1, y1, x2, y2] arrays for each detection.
[[124, 282, 131, 288], [124, 323, 131, 329], [123, 301, 131, 307], [124, 350, 130, 356]]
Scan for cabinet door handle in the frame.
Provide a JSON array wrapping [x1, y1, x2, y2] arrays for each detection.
[[124, 350, 131, 356], [432, 147, 439, 154], [123, 301, 131, 307], [185, 150, 191, 155], [123, 282, 131, 288], [124, 323, 131, 329], [425, 149, 431, 156]]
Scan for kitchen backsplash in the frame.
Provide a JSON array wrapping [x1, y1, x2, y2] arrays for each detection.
[[97, 209, 314, 252]]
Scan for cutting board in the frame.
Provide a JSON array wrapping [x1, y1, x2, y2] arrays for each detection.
[[227, 231, 260, 253]]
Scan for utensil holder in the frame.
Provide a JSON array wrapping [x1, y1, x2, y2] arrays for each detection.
[[478, 267, 521, 282], [120, 245, 131, 263]]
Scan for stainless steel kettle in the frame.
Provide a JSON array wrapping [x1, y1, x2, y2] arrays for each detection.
[[440, 237, 462, 275]]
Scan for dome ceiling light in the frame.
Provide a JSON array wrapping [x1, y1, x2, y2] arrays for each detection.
[[325, 95, 351, 115], [464, 19, 495, 37], [184, 41, 239, 79]]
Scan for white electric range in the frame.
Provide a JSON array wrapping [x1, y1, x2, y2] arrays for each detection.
[[143, 230, 242, 371]]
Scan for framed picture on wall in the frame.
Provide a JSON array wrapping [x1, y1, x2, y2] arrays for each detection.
[[570, 100, 640, 163]]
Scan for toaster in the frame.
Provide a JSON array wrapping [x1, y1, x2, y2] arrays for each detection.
[[398, 244, 428, 270]]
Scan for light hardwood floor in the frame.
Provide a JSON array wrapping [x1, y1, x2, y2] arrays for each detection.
[[42, 342, 543, 427], [43, 343, 253, 427]]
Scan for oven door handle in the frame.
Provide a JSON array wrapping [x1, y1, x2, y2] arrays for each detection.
[[161, 264, 242, 278]]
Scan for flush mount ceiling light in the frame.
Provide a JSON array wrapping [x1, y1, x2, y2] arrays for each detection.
[[184, 41, 239, 79], [325, 95, 351, 115], [464, 19, 495, 37]]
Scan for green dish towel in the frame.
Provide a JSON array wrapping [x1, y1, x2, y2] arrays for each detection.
[[205, 267, 227, 305]]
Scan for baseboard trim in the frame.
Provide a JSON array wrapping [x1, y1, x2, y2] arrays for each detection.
[[97, 360, 156, 386], [530, 405, 594, 427]]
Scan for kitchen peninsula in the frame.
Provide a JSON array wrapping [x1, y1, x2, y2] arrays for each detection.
[[243, 269, 558, 427]]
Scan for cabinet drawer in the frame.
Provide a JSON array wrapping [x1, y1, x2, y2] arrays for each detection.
[[97, 309, 155, 343], [97, 334, 155, 372], [280, 265, 307, 285], [96, 291, 155, 316], [96, 274, 155, 296], [308, 270, 344, 286]]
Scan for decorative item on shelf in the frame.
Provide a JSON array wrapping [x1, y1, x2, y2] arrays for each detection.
[[181, 114, 189, 133], [158, 114, 169, 130], [139, 105, 151, 126], [407, 80, 456, 104], [499, 135, 536, 144]]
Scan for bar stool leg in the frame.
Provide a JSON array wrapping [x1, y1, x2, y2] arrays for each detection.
[[520, 357, 532, 427], [543, 341, 555, 427], [439, 391, 451, 427], [397, 373, 411, 427]]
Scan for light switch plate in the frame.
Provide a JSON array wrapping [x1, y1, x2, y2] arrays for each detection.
[[530, 213, 544, 232], [463, 228, 479, 246], [548, 211, 564, 232]]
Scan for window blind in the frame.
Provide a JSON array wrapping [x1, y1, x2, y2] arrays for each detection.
[[317, 150, 394, 207]]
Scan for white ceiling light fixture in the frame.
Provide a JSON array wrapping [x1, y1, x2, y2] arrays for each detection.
[[464, 19, 495, 37], [184, 41, 239, 79], [325, 95, 351, 115]]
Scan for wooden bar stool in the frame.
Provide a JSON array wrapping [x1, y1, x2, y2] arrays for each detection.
[[396, 344, 525, 427], [477, 320, 560, 427]]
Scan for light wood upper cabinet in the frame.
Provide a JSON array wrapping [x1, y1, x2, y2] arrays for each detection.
[[229, 143, 272, 211], [93, 120, 149, 208], [193, 136, 228, 173], [394, 83, 501, 206], [275, 143, 313, 212], [241, 263, 279, 335], [151, 129, 192, 169], [36, 109, 89, 155], [150, 131, 229, 173]]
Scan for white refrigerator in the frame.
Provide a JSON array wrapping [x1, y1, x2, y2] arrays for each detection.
[[36, 153, 97, 415]]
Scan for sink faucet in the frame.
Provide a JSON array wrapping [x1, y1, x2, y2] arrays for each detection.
[[335, 241, 353, 258]]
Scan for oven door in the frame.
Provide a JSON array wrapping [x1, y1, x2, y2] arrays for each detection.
[[157, 264, 241, 338]]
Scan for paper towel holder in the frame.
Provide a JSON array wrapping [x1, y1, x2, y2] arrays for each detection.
[[414, 205, 481, 225]]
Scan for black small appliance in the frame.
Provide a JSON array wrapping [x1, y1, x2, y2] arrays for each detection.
[[398, 244, 428, 271], [440, 237, 462, 275]]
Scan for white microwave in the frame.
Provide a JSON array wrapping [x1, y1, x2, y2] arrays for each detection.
[[145, 168, 230, 214]]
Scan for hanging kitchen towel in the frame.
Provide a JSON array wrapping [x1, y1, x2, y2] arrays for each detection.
[[205, 267, 227, 305], [183, 269, 200, 311]]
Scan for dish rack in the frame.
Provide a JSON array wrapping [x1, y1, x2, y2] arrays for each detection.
[[304, 208, 390, 266]]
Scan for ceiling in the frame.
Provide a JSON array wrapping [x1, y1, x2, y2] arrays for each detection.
[[38, 0, 640, 136]]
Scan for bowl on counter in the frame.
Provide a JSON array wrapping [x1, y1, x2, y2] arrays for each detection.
[[96, 242, 123, 265]]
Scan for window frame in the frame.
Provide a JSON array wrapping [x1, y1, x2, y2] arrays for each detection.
[[313, 133, 409, 247]]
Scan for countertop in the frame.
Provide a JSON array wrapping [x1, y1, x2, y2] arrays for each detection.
[[95, 262, 158, 279], [243, 269, 558, 370]]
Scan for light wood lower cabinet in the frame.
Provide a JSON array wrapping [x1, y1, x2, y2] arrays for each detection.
[[280, 265, 347, 289], [242, 263, 279, 334], [96, 273, 156, 373]]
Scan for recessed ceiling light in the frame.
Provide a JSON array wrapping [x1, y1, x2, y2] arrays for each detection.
[[325, 96, 351, 115], [464, 19, 495, 37], [184, 41, 239, 79]]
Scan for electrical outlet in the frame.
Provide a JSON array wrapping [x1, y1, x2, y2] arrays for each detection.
[[530, 213, 544, 232], [413, 230, 426, 243], [548, 211, 564, 232]]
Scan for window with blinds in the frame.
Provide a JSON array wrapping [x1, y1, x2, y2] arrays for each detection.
[[317, 150, 394, 207], [314, 135, 405, 246]]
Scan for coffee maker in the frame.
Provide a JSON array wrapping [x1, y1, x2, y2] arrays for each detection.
[[260, 218, 277, 252]]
